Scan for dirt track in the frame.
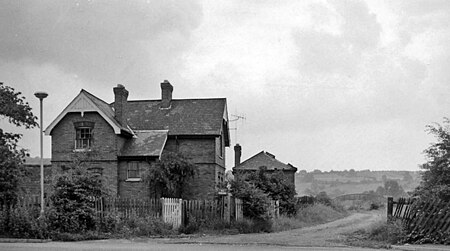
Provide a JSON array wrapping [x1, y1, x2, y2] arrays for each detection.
[[167, 210, 385, 247]]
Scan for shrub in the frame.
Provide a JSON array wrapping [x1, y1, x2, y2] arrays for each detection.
[[0, 206, 48, 239], [232, 217, 273, 233], [104, 213, 176, 237], [346, 219, 407, 248]]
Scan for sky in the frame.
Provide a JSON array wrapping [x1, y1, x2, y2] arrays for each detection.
[[1, 0, 450, 172]]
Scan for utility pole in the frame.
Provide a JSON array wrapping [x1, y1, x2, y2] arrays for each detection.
[[34, 91, 48, 215]]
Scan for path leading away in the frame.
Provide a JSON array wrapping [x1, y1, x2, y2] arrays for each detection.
[[167, 211, 384, 247]]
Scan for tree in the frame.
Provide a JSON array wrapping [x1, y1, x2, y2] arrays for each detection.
[[384, 179, 406, 198], [48, 150, 106, 233], [415, 118, 450, 201], [231, 169, 297, 216], [0, 83, 38, 205], [230, 174, 271, 219], [144, 151, 196, 199]]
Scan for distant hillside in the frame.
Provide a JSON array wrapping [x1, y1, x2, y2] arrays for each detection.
[[295, 169, 421, 198]]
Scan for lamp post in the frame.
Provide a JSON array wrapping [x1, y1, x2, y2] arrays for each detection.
[[34, 91, 48, 215]]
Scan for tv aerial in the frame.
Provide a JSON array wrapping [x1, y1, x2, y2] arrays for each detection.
[[229, 114, 246, 143]]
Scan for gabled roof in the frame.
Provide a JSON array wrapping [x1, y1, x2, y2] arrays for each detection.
[[233, 151, 297, 171], [119, 130, 168, 157], [44, 90, 132, 135], [123, 98, 228, 139]]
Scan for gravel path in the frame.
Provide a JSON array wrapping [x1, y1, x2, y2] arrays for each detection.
[[166, 211, 385, 248]]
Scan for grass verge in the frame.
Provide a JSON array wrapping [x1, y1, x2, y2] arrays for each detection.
[[344, 219, 406, 249]]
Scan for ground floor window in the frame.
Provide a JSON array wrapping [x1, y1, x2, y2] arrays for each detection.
[[127, 161, 140, 181]]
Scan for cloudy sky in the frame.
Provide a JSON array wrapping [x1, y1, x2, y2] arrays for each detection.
[[1, 0, 450, 171]]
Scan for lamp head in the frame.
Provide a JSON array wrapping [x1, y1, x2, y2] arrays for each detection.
[[34, 92, 48, 100]]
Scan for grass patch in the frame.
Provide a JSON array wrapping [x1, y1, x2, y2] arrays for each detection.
[[272, 203, 348, 232], [345, 219, 407, 249]]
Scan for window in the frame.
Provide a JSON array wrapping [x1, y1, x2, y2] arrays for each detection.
[[127, 162, 140, 181], [75, 127, 92, 149], [74, 121, 94, 150]]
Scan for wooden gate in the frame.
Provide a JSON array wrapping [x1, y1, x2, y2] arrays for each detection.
[[161, 198, 182, 228]]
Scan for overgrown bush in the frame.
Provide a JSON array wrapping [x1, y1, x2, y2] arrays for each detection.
[[0, 206, 48, 239], [48, 151, 106, 234], [231, 169, 296, 218], [98, 212, 176, 237], [345, 219, 407, 248]]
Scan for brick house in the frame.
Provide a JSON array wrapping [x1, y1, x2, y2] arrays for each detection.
[[232, 144, 297, 187], [45, 81, 230, 199]]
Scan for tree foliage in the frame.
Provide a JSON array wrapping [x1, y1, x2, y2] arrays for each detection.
[[144, 151, 196, 199], [415, 118, 450, 201], [0, 83, 38, 205], [48, 150, 106, 233], [231, 168, 297, 217]]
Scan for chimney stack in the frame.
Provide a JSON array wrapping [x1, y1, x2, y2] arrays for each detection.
[[234, 144, 242, 167], [113, 84, 128, 126], [161, 80, 173, 109]]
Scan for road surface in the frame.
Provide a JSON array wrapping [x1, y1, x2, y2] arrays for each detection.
[[0, 211, 387, 250]]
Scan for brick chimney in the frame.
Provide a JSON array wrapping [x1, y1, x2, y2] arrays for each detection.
[[113, 84, 128, 126], [234, 144, 242, 167], [160, 80, 173, 109]]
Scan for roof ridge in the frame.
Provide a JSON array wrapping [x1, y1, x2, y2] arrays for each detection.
[[81, 89, 111, 106], [124, 97, 226, 103]]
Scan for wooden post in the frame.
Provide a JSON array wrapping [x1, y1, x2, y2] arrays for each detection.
[[387, 197, 394, 222], [223, 194, 231, 223]]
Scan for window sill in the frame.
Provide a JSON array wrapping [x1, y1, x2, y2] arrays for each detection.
[[126, 178, 141, 182], [73, 148, 92, 152]]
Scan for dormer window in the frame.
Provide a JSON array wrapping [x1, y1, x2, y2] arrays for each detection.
[[74, 121, 94, 150]]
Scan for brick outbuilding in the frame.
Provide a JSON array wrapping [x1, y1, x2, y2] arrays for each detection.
[[232, 144, 297, 187]]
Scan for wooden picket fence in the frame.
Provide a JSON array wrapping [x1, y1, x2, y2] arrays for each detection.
[[93, 197, 162, 218], [183, 199, 223, 223], [0, 195, 50, 213], [93, 196, 244, 229], [387, 197, 450, 243]]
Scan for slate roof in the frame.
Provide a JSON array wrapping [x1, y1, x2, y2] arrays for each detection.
[[121, 98, 227, 137], [234, 151, 297, 171], [119, 130, 168, 157]]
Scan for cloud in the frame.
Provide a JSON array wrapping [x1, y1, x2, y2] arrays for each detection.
[[0, 0, 202, 84], [294, 0, 381, 76]]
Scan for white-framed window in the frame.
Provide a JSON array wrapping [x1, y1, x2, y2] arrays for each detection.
[[127, 161, 141, 181], [74, 121, 94, 150], [75, 127, 92, 149]]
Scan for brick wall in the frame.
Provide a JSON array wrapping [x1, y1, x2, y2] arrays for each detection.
[[50, 112, 119, 196], [163, 137, 226, 199], [118, 160, 151, 199], [51, 112, 118, 161], [18, 165, 52, 197]]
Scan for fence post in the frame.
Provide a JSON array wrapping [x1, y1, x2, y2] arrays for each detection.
[[387, 197, 394, 222], [223, 194, 231, 223]]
